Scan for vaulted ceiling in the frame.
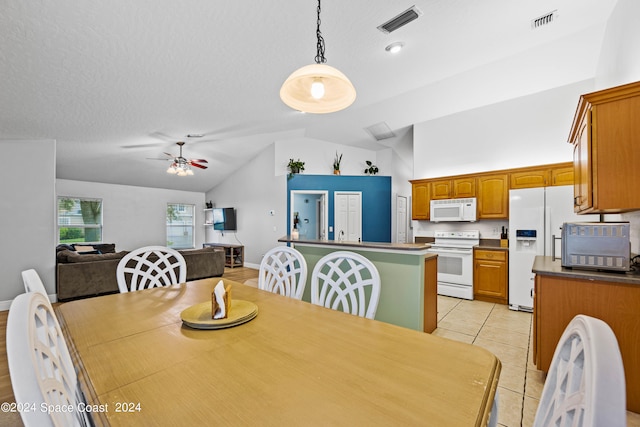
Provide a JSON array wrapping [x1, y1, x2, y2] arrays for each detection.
[[0, 1, 617, 191]]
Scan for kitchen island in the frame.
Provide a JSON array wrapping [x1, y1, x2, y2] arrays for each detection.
[[532, 255, 640, 412], [278, 236, 437, 333]]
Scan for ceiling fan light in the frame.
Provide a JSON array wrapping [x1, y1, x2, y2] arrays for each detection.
[[186, 169, 194, 176], [280, 63, 356, 114], [167, 166, 177, 174]]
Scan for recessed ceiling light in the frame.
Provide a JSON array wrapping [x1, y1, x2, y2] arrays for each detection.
[[385, 42, 405, 54]]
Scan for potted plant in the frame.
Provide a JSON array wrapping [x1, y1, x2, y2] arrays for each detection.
[[364, 160, 379, 175], [333, 152, 342, 175], [287, 158, 305, 179]]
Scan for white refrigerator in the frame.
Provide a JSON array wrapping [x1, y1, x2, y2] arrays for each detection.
[[508, 185, 598, 311]]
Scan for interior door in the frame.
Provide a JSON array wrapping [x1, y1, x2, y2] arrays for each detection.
[[334, 192, 362, 242]]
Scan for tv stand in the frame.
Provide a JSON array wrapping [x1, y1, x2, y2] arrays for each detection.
[[203, 243, 244, 268]]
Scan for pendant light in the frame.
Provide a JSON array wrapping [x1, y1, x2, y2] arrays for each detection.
[[280, 0, 356, 114]]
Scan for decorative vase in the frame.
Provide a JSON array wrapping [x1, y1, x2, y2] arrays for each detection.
[[333, 170, 340, 175]]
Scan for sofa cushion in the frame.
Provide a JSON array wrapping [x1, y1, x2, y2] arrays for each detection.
[[61, 250, 129, 263]]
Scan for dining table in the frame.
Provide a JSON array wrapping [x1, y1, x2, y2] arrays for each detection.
[[56, 278, 501, 426]]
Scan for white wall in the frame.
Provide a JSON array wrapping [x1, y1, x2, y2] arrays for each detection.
[[206, 136, 414, 266], [274, 137, 379, 177], [595, 0, 640, 254], [56, 179, 206, 251], [412, 79, 594, 180], [0, 140, 56, 309], [205, 144, 286, 268]]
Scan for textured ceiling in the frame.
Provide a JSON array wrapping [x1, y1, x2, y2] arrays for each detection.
[[0, 0, 618, 191]]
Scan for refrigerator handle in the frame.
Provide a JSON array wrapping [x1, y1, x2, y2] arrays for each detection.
[[551, 234, 562, 261]]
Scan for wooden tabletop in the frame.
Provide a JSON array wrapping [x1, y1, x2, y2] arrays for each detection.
[[56, 278, 500, 426]]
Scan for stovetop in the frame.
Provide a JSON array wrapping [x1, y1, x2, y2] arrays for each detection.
[[431, 230, 480, 249]]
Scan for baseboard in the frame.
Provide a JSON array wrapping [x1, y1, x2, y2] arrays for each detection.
[[0, 293, 58, 311], [243, 263, 259, 270]]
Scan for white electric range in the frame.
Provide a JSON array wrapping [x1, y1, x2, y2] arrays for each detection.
[[426, 230, 479, 300]]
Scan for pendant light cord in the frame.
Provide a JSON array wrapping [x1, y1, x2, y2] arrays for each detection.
[[315, 0, 326, 64]]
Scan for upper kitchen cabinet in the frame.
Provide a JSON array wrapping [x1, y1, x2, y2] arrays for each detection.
[[510, 168, 550, 189], [430, 177, 475, 199], [411, 181, 430, 220], [453, 177, 476, 198], [430, 179, 452, 200], [549, 165, 574, 186], [477, 174, 509, 219], [509, 162, 574, 189], [568, 81, 640, 213]]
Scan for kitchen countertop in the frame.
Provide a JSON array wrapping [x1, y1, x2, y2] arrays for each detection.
[[278, 236, 433, 253], [475, 239, 509, 251], [532, 255, 640, 285]]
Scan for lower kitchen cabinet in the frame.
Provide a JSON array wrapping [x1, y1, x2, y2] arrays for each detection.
[[533, 271, 640, 412], [473, 248, 508, 304]]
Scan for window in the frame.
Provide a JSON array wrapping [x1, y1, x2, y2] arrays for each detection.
[[167, 203, 195, 249], [57, 197, 103, 243]]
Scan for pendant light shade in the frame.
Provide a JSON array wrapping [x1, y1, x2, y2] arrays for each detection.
[[280, 63, 356, 114], [280, 0, 356, 114]]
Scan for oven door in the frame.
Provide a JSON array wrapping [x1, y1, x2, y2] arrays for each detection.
[[427, 246, 474, 299]]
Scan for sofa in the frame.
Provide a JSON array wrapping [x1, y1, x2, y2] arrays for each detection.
[[56, 244, 225, 301]]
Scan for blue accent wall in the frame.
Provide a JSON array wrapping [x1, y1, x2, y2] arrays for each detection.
[[287, 174, 392, 242]]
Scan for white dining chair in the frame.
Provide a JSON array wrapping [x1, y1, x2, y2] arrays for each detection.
[[310, 251, 381, 319], [533, 314, 626, 427], [258, 246, 308, 300], [7, 292, 90, 427], [21, 269, 48, 298], [116, 245, 187, 293]]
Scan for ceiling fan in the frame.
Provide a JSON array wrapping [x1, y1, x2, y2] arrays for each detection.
[[149, 142, 208, 176]]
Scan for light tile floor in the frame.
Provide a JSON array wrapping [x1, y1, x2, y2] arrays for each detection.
[[432, 295, 640, 427]]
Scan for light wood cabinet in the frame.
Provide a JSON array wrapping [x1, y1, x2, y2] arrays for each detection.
[[550, 166, 573, 186], [430, 179, 452, 200], [411, 181, 430, 220], [534, 272, 640, 412], [477, 174, 508, 219], [409, 162, 572, 221], [510, 163, 574, 189], [510, 168, 549, 189], [568, 80, 640, 213], [453, 177, 475, 198], [473, 249, 508, 304]]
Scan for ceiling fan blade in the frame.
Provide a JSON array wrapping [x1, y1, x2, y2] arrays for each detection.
[[146, 157, 172, 161], [162, 152, 175, 158], [189, 158, 208, 163], [189, 161, 208, 169]]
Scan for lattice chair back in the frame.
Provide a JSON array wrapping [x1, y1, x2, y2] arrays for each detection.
[[116, 245, 187, 293], [310, 251, 381, 319], [533, 314, 626, 427], [7, 292, 90, 427], [21, 269, 49, 298], [258, 246, 308, 300]]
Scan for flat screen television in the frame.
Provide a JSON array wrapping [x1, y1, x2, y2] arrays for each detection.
[[213, 207, 237, 231]]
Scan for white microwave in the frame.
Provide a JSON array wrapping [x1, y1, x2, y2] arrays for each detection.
[[430, 198, 477, 222]]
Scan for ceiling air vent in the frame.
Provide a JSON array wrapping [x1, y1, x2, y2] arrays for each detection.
[[365, 122, 396, 141], [377, 6, 423, 34], [531, 10, 558, 29]]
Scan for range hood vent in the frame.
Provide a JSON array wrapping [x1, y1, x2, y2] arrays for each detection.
[[377, 6, 422, 34], [531, 10, 558, 29]]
